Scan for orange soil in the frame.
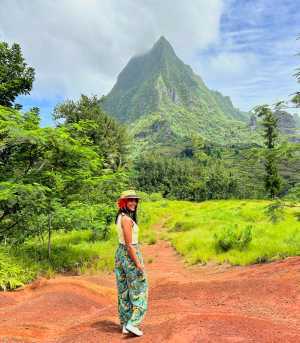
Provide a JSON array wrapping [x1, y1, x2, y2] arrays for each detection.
[[0, 232, 299, 342]]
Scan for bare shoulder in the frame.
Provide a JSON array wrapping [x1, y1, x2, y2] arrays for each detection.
[[121, 214, 133, 226]]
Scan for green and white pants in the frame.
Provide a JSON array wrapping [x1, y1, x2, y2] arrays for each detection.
[[114, 243, 148, 327]]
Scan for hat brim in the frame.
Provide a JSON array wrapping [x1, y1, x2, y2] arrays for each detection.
[[119, 195, 140, 200]]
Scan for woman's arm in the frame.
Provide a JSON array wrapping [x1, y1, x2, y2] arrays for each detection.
[[121, 215, 144, 272]]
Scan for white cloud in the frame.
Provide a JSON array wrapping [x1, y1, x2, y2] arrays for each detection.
[[1, 0, 299, 121], [207, 52, 258, 78], [192, 0, 300, 113], [0, 0, 224, 100]]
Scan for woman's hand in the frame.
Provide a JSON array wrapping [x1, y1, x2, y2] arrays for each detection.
[[136, 262, 144, 273]]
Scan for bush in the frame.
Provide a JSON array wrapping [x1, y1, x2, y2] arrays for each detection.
[[0, 248, 35, 290], [213, 224, 252, 253], [168, 221, 195, 232], [264, 199, 285, 223], [149, 192, 163, 201], [145, 233, 157, 245], [283, 183, 300, 201], [138, 191, 164, 202]]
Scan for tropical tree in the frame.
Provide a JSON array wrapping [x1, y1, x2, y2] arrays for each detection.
[[254, 105, 283, 198], [0, 42, 35, 107], [53, 94, 131, 172], [0, 104, 128, 257]]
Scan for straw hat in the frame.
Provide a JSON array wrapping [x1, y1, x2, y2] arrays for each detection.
[[118, 189, 141, 200]]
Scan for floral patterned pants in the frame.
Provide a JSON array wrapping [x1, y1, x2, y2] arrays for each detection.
[[114, 243, 148, 327]]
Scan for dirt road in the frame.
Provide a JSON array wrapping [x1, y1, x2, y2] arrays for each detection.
[[0, 233, 299, 342]]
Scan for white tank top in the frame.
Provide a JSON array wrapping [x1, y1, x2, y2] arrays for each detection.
[[116, 213, 139, 244]]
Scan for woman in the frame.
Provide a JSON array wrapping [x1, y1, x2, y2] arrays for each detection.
[[114, 189, 148, 337]]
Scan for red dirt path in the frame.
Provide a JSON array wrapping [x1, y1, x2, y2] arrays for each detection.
[[0, 234, 299, 342]]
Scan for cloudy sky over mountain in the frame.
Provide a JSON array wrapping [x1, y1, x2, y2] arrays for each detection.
[[0, 0, 299, 125]]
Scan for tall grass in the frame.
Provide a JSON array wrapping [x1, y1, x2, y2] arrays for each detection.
[[0, 229, 119, 290], [141, 198, 300, 266], [0, 247, 36, 290]]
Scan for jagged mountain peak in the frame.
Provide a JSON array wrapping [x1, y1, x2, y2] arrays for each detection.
[[155, 35, 169, 44], [151, 36, 175, 54], [102, 36, 251, 145]]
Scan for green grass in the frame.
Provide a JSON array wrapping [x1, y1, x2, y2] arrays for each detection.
[[0, 246, 36, 291], [19, 229, 118, 273], [1, 197, 299, 290], [0, 229, 119, 290], [140, 198, 300, 266]]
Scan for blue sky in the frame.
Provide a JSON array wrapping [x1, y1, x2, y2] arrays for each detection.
[[1, 0, 299, 126], [195, 0, 300, 114]]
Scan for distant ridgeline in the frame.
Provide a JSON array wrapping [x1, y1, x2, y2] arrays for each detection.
[[102, 36, 300, 153]]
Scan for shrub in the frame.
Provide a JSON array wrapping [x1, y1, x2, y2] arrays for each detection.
[[283, 183, 300, 201], [149, 192, 163, 201], [138, 191, 164, 202], [137, 191, 151, 202], [213, 224, 252, 252], [264, 199, 285, 223], [168, 221, 195, 232], [0, 248, 35, 290], [146, 234, 157, 245]]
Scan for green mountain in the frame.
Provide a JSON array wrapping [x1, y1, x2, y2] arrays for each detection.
[[102, 36, 260, 150]]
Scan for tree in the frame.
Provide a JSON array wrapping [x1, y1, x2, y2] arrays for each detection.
[[53, 95, 130, 172], [180, 132, 209, 164], [0, 105, 128, 256], [0, 42, 35, 107], [254, 105, 283, 198]]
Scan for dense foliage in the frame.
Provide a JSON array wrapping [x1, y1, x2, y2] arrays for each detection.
[[0, 42, 35, 107], [130, 136, 299, 201], [131, 152, 243, 201], [0, 100, 130, 254]]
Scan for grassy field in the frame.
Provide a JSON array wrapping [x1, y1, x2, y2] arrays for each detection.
[[1, 198, 299, 290], [139, 198, 300, 265]]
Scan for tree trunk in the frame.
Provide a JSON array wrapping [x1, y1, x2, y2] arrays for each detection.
[[48, 212, 52, 260]]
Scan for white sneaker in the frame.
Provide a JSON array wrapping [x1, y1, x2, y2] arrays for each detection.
[[122, 324, 129, 334], [125, 323, 143, 336]]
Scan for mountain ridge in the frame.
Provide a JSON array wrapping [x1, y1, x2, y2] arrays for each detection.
[[102, 36, 259, 147]]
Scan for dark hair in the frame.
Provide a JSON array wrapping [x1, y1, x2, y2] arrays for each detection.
[[114, 201, 139, 224]]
